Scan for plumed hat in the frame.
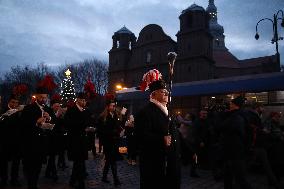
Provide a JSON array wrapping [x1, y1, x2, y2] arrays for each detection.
[[76, 92, 87, 99], [9, 94, 21, 101], [84, 78, 96, 94], [11, 84, 28, 101], [35, 86, 49, 94], [104, 93, 116, 105], [138, 69, 163, 91], [148, 79, 167, 93], [50, 93, 62, 105], [36, 75, 58, 94]]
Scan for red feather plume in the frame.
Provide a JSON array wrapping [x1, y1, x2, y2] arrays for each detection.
[[139, 69, 162, 91], [104, 93, 115, 101], [38, 75, 58, 92], [13, 84, 28, 96], [84, 79, 96, 94], [51, 93, 62, 102]]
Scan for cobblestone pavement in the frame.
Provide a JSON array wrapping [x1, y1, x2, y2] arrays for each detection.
[[3, 151, 284, 189], [1, 147, 283, 189]]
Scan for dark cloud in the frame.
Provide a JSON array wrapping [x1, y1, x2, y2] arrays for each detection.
[[0, 0, 283, 75]]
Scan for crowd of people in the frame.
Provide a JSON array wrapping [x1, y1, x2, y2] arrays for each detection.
[[0, 79, 284, 189], [0, 84, 126, 189], [176, 97, 284, 189]]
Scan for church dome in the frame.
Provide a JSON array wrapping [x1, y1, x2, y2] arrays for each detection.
[[116, 26, 134, 35], [182, 3, 205, 14]]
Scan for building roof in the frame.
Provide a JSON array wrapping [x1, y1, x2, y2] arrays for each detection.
[[116, 72, 284, 100], [213, 50, 240, 68], [239, 55, 275, 68], [182, 3, 205, 14], [116, 26, 134, 34], [213, 50, 275, 68]]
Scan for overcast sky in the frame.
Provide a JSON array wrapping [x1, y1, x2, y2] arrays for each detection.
[[0, 0, 284, 74]]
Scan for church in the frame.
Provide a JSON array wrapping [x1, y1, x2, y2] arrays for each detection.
[[108, 1, 282, 113]]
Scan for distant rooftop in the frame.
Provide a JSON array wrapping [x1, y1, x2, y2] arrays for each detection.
[[182, 3, 205, 14], [116, 26, 134, 34]]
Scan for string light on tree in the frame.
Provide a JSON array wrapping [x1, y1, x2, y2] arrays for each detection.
[[60, 69, 76, 105]]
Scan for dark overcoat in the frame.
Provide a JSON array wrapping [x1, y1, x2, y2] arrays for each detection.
[[98, 112, 121, 159], [135, 102, 181, 189], [221, 109, 248, 160], [21, 103, 49, 160], [65, 105, 92, 161], [0, 107, 22, 160]]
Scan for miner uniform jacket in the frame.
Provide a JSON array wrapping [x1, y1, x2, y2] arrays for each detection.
[[135, 102, 181, 189]]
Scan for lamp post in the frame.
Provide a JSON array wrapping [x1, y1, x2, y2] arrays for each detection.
[[255, 10, 284, 65]]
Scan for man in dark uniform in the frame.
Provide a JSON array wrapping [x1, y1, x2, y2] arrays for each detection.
[[21, 86, 53, 189], [222, 96, 253, 189], [45, 96, 64, 181], [135, 79, 181, 189], [0, 94, 22, 187], [65, 92, 94, 189]]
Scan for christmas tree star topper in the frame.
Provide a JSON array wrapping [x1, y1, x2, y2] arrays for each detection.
[[65, 69, 71, 76]]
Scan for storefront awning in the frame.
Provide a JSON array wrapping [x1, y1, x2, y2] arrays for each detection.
[[116, 72, 284, 101]]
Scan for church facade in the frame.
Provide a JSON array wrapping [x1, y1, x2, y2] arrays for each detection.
[[108, 1, 280, 113], [108, 0, 279, 92]]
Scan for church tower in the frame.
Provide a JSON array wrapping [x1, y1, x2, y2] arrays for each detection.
[[108, 26, 136, 92], [206, 0, 227, 50], [176, 4, 214, 82]]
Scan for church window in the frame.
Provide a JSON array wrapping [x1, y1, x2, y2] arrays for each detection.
[[187, 14, 193, 28], [117, 41, 120, 48], [146, 51, 152, 63]]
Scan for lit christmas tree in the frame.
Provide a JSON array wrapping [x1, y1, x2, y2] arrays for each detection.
[[60, 69, 76, 105]]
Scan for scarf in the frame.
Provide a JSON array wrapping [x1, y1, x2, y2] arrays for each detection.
[[150, 97, 168, 116]]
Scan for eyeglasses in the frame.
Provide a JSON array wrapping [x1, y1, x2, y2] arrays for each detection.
[[158, 90, 169, 96]]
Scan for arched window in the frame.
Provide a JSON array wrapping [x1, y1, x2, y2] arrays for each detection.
[[146, 51, 152, 63], [187, 14, 193, 28]]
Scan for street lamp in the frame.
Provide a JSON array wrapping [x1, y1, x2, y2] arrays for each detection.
[[255, 10, 284, 65], [116, 84, 122, 90]]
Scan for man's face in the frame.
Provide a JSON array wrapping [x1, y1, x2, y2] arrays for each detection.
[[52, 103, 61, 112], [107, 102, 116, 112], [152, 89, 169, 106], [76, 98, 86, 108], [36, 94, 48, 106], [8, 99, 19, 109]]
